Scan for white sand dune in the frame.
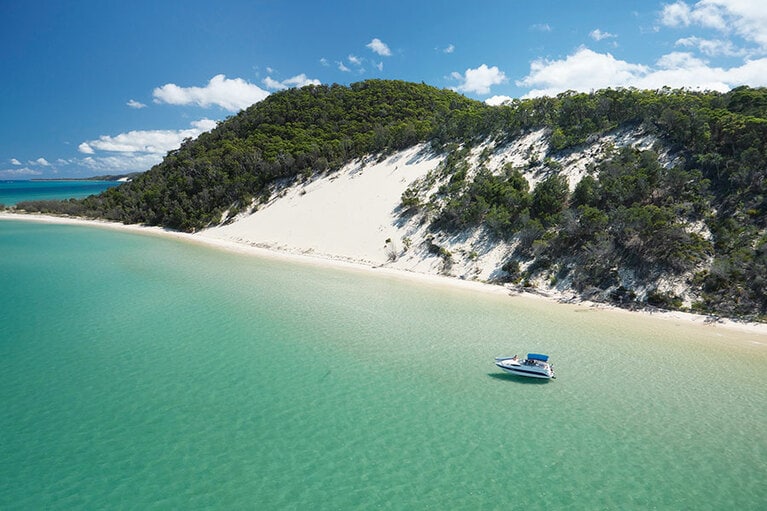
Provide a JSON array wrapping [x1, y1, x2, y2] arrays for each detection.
[[199, 144, 514, 282], [3, 136, 767, 337], [200, 144, 441, 267]]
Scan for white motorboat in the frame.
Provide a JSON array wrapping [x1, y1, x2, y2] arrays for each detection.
[[495, 353, 555, 379]]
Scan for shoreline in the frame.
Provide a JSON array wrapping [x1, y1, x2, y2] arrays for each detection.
[[2, 210, 767, 339]]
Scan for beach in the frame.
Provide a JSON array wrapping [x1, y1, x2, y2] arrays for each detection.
[[3, 160, 767, 340]]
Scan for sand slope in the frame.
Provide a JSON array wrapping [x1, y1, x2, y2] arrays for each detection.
[[199, 144, 444, 266]]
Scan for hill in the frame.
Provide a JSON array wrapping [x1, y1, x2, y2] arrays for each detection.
[[11, 80, 767, 320]]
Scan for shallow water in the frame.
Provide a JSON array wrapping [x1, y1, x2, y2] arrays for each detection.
[[0, 180, 119, 206], [1, 220, 765, 509]]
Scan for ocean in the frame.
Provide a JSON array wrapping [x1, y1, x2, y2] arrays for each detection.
[[1, 202, 765, 508], [0, 180, 120, 206]]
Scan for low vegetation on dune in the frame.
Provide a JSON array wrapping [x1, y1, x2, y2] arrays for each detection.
[[12, 80, 767, 320]]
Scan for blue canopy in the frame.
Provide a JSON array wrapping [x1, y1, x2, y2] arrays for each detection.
[[527, 353, 549, 362]]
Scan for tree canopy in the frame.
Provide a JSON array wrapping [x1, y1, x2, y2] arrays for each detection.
[[13, 80, 767, 319]]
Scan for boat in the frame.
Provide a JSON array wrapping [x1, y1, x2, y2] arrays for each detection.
[[495, 353, 555, 379]]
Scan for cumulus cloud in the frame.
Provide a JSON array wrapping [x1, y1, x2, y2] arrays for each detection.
[[127, 99, 147, 109], [342, 54, 365, 74], [76, 119, 217, 172], [660, 0, 731, 31], [366, 38, 392, 57], [80, 119, 217, 155], [10, 158, 21, 165], [0, 167, 42, 178], [452, 64, 507, 95], [153, 74, 269, 112], [517, 46, 767, 97], [262, 77, 283, 90], [34, 157, 51, 166], [660, 1, 697, 27], [79, 154, 167, 173], [590, 29, 616, 41], [77, 142, 95, 154], [443, 44, 455, 54], [262, 73, 321, 91], [485, 95, 513, 106], [660, 0, 767, 50], [526, 2, 762, 97], [518, 48, 647, 96], [675, 36, 747, 57]]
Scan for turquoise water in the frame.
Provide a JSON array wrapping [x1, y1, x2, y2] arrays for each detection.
[[1, 220, 765, 510], [0, 180, 120, 206]]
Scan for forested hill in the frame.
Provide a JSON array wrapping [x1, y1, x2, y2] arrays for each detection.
[[77, 80, 488, 230], [13, 80, 767, 320]]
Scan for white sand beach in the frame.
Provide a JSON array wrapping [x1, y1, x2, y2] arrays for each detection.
[[200, 144, 443, 268], [2, 143, 767, 339]]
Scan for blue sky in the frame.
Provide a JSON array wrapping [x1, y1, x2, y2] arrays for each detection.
[[2, 0, 766, 179]]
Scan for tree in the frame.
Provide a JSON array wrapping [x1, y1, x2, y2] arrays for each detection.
[[531, 174, 569, 227]]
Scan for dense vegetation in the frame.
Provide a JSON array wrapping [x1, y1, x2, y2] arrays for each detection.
[[18, 81, 485, 231], [406, 86, 767, 319], [12, 81, 767, 319]]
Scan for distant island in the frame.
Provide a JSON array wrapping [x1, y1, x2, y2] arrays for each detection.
[[31, 173, 138, 182], [10, 80, 767, 321]]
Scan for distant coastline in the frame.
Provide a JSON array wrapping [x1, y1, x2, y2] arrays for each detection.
[[30, 173, 136, 182]]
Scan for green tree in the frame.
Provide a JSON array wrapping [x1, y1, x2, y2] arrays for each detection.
[[531, 174, 569, 227]]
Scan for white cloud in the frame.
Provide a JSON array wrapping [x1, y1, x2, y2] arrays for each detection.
[[655, 50, 706, 69], [443, 44, 455, 54], [262, 76, 284, 90], [517, 47, 650, 96], [590, 29, 616, 41], [10, 158, 21, 165], [675, 36, 747, 56], [80, 119, 216, 155], [76, 119, 217, 172], [660, 1, 695, 27], [660, 1, 767, 50], [485, 95, 513, 106], [337, 61, 351, 72], [127, 99, 147, 109], [78, 142, 95, 154], [366, 38, 392, 57], [721, 57, 767, 84], [79, 154, 166, 173], [34, 157, 51, 166], [517, 46, 767, 97], [531, 23, 552, 32], [153, 74, 269, 112], [374, 61, 383, 71], [262, 73, 321, 91], [660, 0, 728, 31], [453, 64, 508, 95], [320, 58, 329, 66], [348, 54, 363, 66], [0, 167, 42, 178]]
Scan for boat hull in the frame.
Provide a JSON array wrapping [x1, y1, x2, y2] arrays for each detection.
[[494, 359, 554, 379], [495, 364, 553, 379]]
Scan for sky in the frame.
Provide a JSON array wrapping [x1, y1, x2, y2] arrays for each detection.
[[2, 0, 766, 179]]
